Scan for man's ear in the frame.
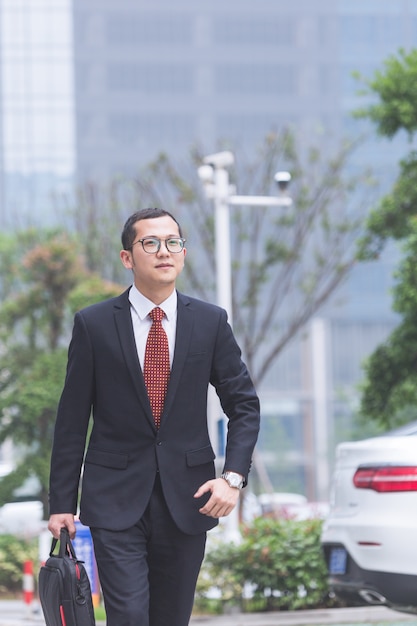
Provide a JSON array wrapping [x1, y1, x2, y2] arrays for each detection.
[[120, 249, 133, 269]]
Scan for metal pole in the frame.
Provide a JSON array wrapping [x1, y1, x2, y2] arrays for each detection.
[[310, 318, 330, 501], [212, 164, 240, 541], [213, 166, 233, 324]]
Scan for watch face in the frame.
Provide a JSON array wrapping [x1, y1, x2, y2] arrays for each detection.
[[223, 472, 243, 488]]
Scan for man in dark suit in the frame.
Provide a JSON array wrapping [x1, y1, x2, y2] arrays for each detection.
[[48, 207, 260, 626]]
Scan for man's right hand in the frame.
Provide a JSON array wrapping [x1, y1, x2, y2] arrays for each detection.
[[48, 513, 76, 539]]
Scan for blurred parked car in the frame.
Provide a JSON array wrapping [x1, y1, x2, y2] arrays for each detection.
[[258, 492, 329, 520], [321, 422, 417, 614], [0, 469, 44, 536], [0, 500, 44, 536]]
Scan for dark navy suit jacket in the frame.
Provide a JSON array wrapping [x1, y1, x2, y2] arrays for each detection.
[[49, 289, 260, 535]]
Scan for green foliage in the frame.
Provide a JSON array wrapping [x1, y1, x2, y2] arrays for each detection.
[[0, 349, 68, 509], [0, 350, 68, 445], [0, 534, 38, 595], [360, 229, 417, 426], [0, 228, 124, 517], [68, 275, 123, 313], [355, 48, 417, 428], [360, 328, 417, 426], [357, 153, 417, 260], [0, 233, 21, 300], [355, 48, 417, 138], [0, 231, 85, 351], [196, 518, 330, 613], [392, 230, 417, 316], [355, 49, 417, 258]]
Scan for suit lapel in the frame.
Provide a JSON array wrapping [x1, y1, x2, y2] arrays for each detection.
[[113, 289, 154, 426], [113, 289, 194, 429], [161, 293, 193, 423]]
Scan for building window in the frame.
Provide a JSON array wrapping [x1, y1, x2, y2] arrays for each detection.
[[107, 63, 193, 93], [213, 16, 294, 45], [341, 15, 402, 47], [108, 113, 193, 145], [106, 13, 193, 45], [217, 114, 293, 141], [319, 65, 339, 94], [215, 64, 295, 95]]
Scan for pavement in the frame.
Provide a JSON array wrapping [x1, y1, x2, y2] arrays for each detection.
[[190, 606, 417, 626], [1, 601, 417, 626]]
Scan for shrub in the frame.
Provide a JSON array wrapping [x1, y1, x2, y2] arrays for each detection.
[[0, 534, 38, 595], [196, 517, 331, 613]]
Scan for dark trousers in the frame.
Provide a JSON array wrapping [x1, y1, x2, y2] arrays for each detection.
[[90, 475, 207, 626]]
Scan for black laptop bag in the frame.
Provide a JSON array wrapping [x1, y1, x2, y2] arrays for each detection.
[[39, 527, 96, 626]]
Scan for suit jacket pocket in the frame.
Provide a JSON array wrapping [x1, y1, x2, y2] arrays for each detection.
[[84, 448, 128, 469], [186, 445, 216, 467]]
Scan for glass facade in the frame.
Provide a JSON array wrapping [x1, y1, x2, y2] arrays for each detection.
[[0, 0, 75, 225], [72, 1, 339, 179]]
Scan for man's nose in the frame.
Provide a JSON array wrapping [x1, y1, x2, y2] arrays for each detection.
[[157, 240, 170, 254]]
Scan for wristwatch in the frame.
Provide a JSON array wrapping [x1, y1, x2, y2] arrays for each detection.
[[221, 471, 244, 490]]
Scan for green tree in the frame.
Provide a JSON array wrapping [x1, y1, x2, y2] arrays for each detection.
[[360, 231, 417, 426], [0, 230, 122, 516], [354, 48, 417, 427]]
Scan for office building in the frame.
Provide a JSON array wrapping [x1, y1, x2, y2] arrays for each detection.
[[0, 0, 75, 226]]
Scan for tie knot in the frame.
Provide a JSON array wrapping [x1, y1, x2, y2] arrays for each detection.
[[149, 307, 165, 323]]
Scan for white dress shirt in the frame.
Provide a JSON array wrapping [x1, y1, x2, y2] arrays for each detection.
[[128, 285, 177, 369]]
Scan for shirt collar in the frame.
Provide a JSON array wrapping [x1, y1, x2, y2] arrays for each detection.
[[129, 285, 177, 321]]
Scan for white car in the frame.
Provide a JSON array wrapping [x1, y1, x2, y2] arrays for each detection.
[[321, 422, 417, 614], [0, 500, 44, 536]]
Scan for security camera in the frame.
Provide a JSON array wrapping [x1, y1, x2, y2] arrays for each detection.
[[197, 165, 214, 183], [203, 151, 234, 169], [274, 171, 291, 192]]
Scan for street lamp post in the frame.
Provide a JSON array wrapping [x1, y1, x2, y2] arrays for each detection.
[[198, 151, 292, 326], [198, 151, 292, 539], [212, 161, 233, 324]]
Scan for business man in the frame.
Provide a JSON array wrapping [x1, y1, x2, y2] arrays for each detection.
[[48, 207, 260, 626]]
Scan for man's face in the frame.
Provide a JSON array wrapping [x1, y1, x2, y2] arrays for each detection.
[[120, 215, 186, 296]]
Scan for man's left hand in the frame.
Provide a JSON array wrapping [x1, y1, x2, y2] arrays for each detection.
[[194, 478, 240, 518]]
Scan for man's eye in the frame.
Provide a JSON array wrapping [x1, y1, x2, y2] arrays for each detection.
[[144, 239, 158, 248]]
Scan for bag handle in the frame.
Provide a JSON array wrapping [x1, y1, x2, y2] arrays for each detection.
[[49, 527, 78, 560]]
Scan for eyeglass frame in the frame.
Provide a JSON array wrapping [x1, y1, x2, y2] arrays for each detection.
[[130, 236, 186, 254]]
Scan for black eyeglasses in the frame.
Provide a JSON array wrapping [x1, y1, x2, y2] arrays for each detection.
[[131, 237, 186, 254]]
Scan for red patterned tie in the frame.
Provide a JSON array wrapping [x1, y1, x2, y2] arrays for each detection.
[[144, 307, 170, 428]]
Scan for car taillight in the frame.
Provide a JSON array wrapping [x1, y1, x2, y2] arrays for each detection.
[[353, 466, 417, 492]]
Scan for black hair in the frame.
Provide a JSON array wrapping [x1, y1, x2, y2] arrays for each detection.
[[121, 208, 183, 250]]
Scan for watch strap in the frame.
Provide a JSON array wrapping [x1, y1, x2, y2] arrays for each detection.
[[221, 471, 244, 489]]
